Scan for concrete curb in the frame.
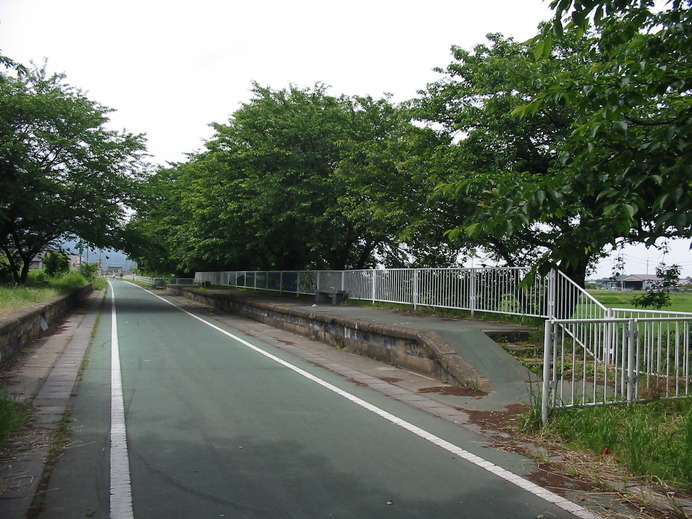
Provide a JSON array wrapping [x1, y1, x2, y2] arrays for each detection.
[[0, 289, 104, 519]]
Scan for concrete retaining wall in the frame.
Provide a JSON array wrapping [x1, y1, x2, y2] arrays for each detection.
[[0, 284, 93, 368], [168, 287, 484, 387]]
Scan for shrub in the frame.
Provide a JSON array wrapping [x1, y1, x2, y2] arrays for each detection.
[[43, 251, 70, 278], [79, 262, 99, 281]]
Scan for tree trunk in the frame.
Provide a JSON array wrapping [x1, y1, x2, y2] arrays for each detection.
[[1, 243, 22, 284], [19, 259, 31, 284]]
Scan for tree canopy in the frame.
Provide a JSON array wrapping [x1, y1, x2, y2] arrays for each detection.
[[125, 84, 462, 274], [534, 0, 692, 248], [5, 0, 688, 286], [415, 31, 600, 285], [0, 62, 147, 283], [424, 0, 690, 286]]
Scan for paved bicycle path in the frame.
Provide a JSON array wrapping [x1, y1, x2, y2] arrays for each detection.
[[0, 284, 633, 519], [37, 281, 592, 518]]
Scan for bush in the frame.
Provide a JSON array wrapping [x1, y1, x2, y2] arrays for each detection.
[[43, 251, 70, 278], [79, 262, 99, 281], [0, 257, 13, 284]]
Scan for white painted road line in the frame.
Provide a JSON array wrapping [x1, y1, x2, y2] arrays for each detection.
[[141, 284, 601, 519], [109, 281, 134, 519]]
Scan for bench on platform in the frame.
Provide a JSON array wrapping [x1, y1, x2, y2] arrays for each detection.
[[315, 290, 348, 305]]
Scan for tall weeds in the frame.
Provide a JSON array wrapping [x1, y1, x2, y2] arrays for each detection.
[[0, 271, 104, 317], [542, 398, 692, 492]]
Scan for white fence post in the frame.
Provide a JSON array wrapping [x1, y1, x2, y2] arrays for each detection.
[[371, 269, 376, 304], [627, 318, 636, 404], [546, 269, 556, 319], [470, 268, 477, 317], [541, 319, 553, 424]]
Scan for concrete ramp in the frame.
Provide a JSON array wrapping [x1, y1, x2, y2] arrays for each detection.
[[435, 329, 539, 410]]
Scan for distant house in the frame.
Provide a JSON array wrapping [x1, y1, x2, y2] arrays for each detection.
[[590, 273, 683, 291], [105, 265, 124, 275], [621, 274, 663, 291], [591, 275, 627, 289], [30, 251, 82, 270]]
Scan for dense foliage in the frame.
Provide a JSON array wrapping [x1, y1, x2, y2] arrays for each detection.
[[3, 0, 689, 282], [125, 84, 462, 274], [539, 0, 692, 262], [425, 0, 691, 287], [415, 30, 599, 286], [42, 250, 69, 278], [127, 1, 689, 281], [0, 62, 147, 283]]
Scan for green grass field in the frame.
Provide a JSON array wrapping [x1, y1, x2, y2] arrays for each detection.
[[588, 289, 692, 313]]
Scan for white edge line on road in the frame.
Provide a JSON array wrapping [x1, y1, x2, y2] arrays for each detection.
[[137, 283, 600, 519], [109, 281, 135, 519]]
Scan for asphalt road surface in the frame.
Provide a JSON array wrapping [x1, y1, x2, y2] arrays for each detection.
[[37, 280, 595, 519]]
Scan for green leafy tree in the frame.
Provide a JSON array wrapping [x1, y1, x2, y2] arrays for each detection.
[[416, 31, 605, 288], [43, 250, 69, 277], [521, 0, 692, 267], [201, 83, 383, 270], [123, 165, 194, 275], [335, 97, 464, 267], [426, 0, 690, 288], [78, 261, 99, 281], [126, 84, 437, 273], [0, 61, 147, 283]]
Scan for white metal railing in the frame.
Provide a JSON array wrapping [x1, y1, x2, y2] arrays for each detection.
[[609, 307, 692, 319], [541, 315, 692, 422], [194, 267, 605, 319], [130, 275, 195, 287], [194, 267, 691, 418]]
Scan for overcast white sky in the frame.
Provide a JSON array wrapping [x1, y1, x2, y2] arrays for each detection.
[[1, 0, 689, 277]]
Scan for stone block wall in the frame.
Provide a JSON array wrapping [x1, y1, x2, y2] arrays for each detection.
[[0, 284, 93, 367]]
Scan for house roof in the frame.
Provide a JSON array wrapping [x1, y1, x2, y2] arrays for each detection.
[[621, 274, 662, 282]]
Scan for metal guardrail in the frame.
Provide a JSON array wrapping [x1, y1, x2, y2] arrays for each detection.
[[194, 267, 691, 419], [130, 276, 195, 288], [194, 267, 605, 319], [542, 315, 692, 422]]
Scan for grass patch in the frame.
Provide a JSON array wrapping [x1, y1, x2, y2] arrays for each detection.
[[588, 289, 692, 312], [0, 284, 61, 316], [0, 270, 105, 318], [538, 398, 692, 492], [42, 271, 94, 292], [0, 389, 29, 449], [90, 277, 107, 290]]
